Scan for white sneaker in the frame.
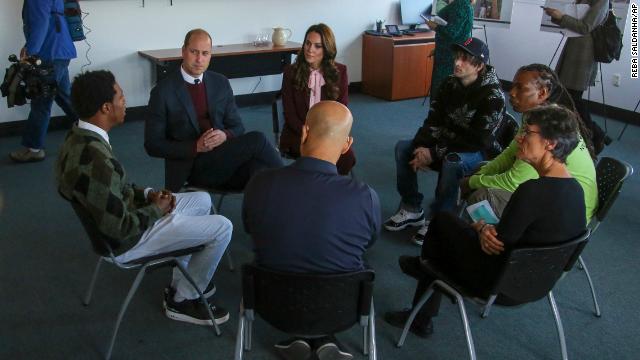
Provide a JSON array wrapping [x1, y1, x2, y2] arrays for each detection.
[[411, 221, 430, 246], [384, 209, 425, 231]]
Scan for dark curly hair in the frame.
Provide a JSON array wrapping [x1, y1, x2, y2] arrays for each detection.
[[292, 23, 340, 100], [522, 104, 579, 163], [516, 64, 595, 160], [71, 70, 116, 119]]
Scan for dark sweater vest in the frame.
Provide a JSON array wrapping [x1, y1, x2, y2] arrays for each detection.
[[185, 81, 211, 133]]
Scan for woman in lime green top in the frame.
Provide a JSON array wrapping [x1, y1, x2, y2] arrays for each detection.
[[462, 64, 597, 221]]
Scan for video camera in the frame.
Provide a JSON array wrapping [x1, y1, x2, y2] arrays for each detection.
[[1, 54, 57, 108]]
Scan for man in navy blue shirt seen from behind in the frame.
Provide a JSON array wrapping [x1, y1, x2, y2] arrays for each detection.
[[242, 101, 381, 360]]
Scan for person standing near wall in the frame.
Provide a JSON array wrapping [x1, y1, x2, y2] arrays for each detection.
[[544, 0, 611, 154], [427, 0, 474, 100], [10, 0, 78, 163]]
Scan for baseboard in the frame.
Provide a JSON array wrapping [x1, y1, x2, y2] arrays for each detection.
[[10, 81, 631, 138], [0, 91, 282, 138], [0, 106, 149, 138]]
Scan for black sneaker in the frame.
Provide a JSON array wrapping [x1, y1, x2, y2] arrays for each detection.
[[384, 309, 433, 338], [384, 209, 425, 231], [163, 282, 217, 309], [274, 338, 312, 360], [165, 297, 229, 326]]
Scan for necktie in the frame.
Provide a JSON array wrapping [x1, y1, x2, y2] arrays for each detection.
[[194, 79, 200, 85]]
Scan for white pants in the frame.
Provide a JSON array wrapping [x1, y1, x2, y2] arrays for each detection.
[[116, 192, 232, 301]]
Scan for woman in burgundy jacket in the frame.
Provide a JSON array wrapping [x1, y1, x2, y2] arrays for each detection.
[[279, 23, 356, 175]]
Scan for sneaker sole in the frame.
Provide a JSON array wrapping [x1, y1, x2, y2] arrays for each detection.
[[384, 219, 426, 231], [316, 343, 353, 360], [165, 308, 229, 326], [274, 340, 312, 360], [9, 155, 45, 163]]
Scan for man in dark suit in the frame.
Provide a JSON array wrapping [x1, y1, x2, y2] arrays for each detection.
[[145, 28, 282, 192]]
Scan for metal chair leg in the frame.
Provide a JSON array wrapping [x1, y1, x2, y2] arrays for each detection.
[[453, 293, 476, 360], [106, 266, 147, 360], [363, 320, 369, 355], [83, 257, 103, 306], [397, 284, 435, 347], [578, 256, 601, 317], [548, 291, 569, 360], [234, 302, 245, 360], [369, 300, 377, 360], [481, 295, 497, 318], [174, 261, 221, 335], [245, 318, 253, 350], [226, 250, 235, 272]]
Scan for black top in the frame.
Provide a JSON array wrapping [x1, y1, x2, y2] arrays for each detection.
[[420, 176, 586, 293], [243, 157, 381, 273], [497, 177, 586, 249]]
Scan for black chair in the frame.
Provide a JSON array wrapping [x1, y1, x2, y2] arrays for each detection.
[[234, 264, 377, 360], [495, 112, 519, 151], [397, 230, 591, 360], [576, 156, 633, 317], [59, 193, 221, 360], [271, 91, 298, 161]]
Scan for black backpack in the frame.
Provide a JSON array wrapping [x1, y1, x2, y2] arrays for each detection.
[[51, 0, 86, 42], [591, 2, 622, 63]]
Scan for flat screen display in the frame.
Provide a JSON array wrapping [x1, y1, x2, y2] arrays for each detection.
[[400, 0, 434, 26]]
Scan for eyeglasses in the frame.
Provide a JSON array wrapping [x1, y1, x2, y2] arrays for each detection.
[[522, 128, 541, 137]]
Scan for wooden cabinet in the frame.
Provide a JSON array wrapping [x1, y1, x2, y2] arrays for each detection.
[[362, 32, 436, 101]]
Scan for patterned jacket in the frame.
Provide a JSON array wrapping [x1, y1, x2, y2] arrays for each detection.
[[56, 126, 163, 255], [412, 65, 505, 165]]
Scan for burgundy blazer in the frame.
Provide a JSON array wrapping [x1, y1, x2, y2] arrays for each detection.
[[279, 62, 349, 152], [279, 63, 355, 174]]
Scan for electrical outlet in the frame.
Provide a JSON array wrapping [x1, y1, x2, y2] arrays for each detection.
[[613, 73, 621, 87]]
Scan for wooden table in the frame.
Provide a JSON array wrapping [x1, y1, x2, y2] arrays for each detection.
[[139, 41, 302, 82], [362, 32, 436, 101]]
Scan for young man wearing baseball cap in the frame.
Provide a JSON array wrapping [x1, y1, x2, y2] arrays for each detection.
[[385, 37, 506, 247]]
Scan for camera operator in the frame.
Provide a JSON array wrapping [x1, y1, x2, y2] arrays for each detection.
[[9, 0, 78, 163]]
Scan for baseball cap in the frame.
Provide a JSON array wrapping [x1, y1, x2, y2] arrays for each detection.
[[451, 37, 490, 64]]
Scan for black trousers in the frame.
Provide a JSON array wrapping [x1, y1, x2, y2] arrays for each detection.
[[409, 212, 503, 325], [190, 131, 283, 190], [567, 88, 607, 155]]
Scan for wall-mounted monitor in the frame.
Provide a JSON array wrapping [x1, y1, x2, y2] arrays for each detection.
[[400, 0, 434, 29]]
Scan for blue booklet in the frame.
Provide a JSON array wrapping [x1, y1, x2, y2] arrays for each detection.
[[466, 200, 500, 225]]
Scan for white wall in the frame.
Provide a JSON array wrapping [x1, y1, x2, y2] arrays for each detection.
[[0, 0, 400, 123], [1, 0, 637, 124], [476, 0, 639, 112]]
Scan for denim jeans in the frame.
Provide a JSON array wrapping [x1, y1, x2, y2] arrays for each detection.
[[22, 59, 77, 149], [394, 139, 485, 217]]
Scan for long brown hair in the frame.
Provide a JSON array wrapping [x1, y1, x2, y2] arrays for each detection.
[[292, 23, 340, 100], [516, 64, 596, 160]]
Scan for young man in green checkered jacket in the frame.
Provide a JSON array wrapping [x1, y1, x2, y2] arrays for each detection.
[[56, 70, 232, 326]]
